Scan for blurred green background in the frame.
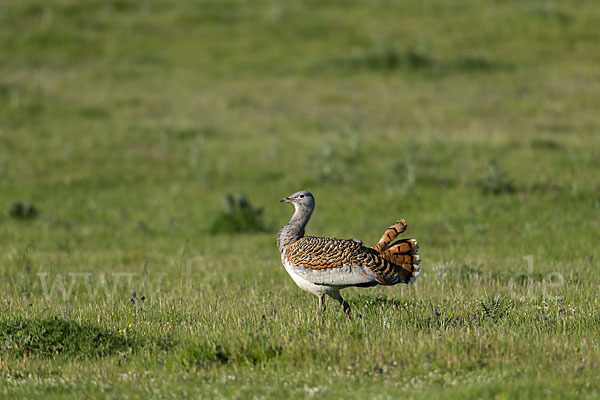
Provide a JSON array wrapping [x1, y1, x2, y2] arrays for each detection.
[[1, 0, 599, 398]]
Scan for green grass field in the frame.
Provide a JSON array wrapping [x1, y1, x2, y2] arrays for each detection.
[[1, 0, 600, 398]]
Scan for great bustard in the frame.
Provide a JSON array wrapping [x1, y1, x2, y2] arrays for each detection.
[[277, 190, 420, 319]]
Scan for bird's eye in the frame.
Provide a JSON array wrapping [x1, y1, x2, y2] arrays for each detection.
[[299, 194, 305, 198]]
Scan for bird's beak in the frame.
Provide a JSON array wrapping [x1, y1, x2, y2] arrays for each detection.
[[280, 197, 291, 203]]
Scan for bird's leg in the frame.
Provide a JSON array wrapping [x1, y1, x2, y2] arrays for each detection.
[[330, 291, 352, 320], [316, 294, 326, 317], [342, 300, 352, 320]]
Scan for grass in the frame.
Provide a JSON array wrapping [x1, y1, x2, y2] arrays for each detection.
[[1, 0, 600, 398]]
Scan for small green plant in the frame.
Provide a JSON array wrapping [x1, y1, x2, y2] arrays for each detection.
[[406, 41, 434, 69], [481, 296, 512, 323], [180, 340, 231, 367], [478, 160, 516, 195], [454, 53, 492, 71], [529, 3, 572, 24], [529, 138, 562, 150], [8, 201, 39, 220], [209, 194, 268, 234], [342, 46, 402, 72]]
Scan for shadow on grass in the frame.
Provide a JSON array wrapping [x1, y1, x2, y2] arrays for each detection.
[[180, 334, 282, 367], [350, 294, 408, 309], [310, 45, 514, 76], [0, 316, 139, 359]]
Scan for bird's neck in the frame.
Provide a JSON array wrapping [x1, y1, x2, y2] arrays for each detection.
[[289, 206, 313, 228], [277, 206, 313, 251]]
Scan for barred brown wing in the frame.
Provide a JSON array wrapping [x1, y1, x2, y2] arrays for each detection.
[[284, 237, 414, 285]]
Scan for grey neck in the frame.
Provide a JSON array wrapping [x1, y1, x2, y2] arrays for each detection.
[[277, 205, 313, 251]]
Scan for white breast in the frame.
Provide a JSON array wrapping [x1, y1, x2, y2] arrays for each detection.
[[282, 257, 335, 295]]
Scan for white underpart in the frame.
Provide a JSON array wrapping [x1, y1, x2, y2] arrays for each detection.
[[281, 255, 377, 296]]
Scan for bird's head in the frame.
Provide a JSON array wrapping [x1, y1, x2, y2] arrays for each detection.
[[280, 190, 315, 212]]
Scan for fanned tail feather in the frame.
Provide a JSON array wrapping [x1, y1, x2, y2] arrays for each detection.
[[370, 221, 420, 284], [370, 220, 407, 252], [382, 238, 420, 282]]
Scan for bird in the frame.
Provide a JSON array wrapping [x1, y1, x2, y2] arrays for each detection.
[[277, 190, 420, 319]]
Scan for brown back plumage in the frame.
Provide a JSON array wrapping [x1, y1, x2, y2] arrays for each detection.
[[284, 220, 419, 285]]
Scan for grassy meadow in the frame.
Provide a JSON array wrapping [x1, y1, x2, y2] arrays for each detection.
[[1, 0, 600, 398]]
